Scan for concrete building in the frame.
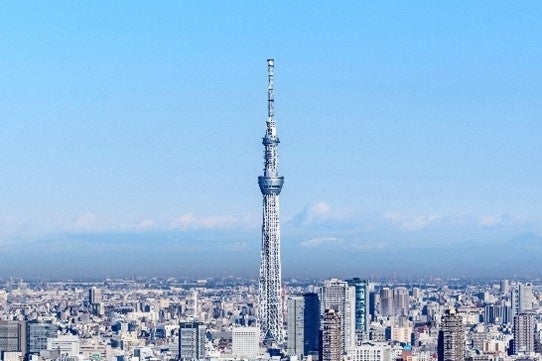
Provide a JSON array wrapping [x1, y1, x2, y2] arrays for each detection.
[[321, 279, 356, 353], [0, 321, 26, 356], [513, 313, 536, 355], [320, 309, 342, 361], [287, 293, 320, 357], [350, 342, 393, 361], [231, 327, 259, 359], [178, 322, 205, 361], [393, 287, 409, 317], [519, 284, 534, 314], [438, 310, 465, 361], [26, 321, 57, 357], [46, 335, 79, 357], [380, 288, 393, 317]]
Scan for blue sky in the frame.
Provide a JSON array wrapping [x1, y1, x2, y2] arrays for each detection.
[[0, 2, 541, 278]]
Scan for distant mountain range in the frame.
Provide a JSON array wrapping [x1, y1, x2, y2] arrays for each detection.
[[1, 231, 540, 279]]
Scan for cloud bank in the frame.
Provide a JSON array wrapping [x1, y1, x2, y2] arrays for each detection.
[[0, 201, 540, 278]]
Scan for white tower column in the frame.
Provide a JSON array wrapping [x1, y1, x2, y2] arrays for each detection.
[[258, 59, 284, 343]]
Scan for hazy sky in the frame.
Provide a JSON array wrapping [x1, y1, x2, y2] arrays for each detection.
[[1, 2, 541, 278]]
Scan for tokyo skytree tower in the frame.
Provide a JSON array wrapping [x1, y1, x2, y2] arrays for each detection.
[[258, 59, 284, 343]]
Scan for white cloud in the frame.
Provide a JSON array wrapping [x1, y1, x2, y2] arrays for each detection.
[[300, 237, 344, 248], [476, 214, 528, 228], [169, 213, 256, 231], [384, 211, 441, 231], [72, 213, 100, 230], [299, 236, 390, 251], [477, 215, 503, 227], [311, 202, 332, 216], [134, 219, 156, 231], [289, 201, 350, 226]]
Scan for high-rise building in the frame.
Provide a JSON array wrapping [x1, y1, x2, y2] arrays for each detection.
[[0, 321, 26, 355], [88, 287, 102, 304], [347, 278, 370, 339], [178, 322, 205, 361], [89, 287, 104, 316], [518, 283, 534, 314], [320, 309, 342, 361], [511, 287, 519, 316], [484, 304, 512, 325], [26, 321, 57, 357], [369, 292, 379, 322], [321, 279, 356, 353], [287, 293, 320, 356], [511, 283, 534, 317], [379, 288, 393, 317], [513, 313, 536, 355], [258, 59, 284, 343], [232, 327, 259, 359], [437, 310, 465, 361], [393, 287, 409, 317], [500, 280, 509, 295]]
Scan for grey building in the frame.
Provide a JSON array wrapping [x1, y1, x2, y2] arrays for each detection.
[[438, 310, 465, 361], [287, 293, 320, 357], [26, 321, 56, 357], [321, 279, 356, 353], [513, 313, 536, 355], [320, 309, 342, 361], [178, 322, 205, 361], [0, 321, 26, 355]]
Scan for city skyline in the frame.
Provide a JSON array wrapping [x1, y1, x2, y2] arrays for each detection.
[[1, 2, 542, 277]]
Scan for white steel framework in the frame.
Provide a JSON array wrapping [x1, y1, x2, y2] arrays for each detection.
[[258, 59, 284, 343]]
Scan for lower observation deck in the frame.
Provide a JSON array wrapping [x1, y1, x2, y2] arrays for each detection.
[[258, 176, 284, 195]]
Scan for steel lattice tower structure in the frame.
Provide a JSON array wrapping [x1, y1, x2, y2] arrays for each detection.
[[258, 59, 284, 343]]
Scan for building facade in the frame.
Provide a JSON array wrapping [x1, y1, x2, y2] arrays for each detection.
[[26, 321, 57, 357], [320, 309, 343, 361], [178, 322, 205, 361], [513, 313, 536, 355], [321, 279, 356, 353], [347, 278, 370, 339], [232, 327, 259, 359], [350, 342, 393, 361], [0, 321, 26, 356], [287, 293, 320, 357], [438, 310, 465, 361]]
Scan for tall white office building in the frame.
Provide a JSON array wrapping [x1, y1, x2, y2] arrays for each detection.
[[393, 287, 409, 317], [519, 283, 534, 313], [380, 288, 393, 317], [321, 279, 356, 353], [350, 342, 393, 361], [232, 327, 260, 359], [47, 335, 80, 357], [513, 313, 536, 355]]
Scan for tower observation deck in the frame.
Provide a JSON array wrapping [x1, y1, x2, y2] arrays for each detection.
[[258, 59, 284, 343]]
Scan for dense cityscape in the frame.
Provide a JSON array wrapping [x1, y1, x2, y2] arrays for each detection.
[[0, 277, 541, 361]]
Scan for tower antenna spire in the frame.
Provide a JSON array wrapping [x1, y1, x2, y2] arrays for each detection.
[[267, 59, 274, 120]]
